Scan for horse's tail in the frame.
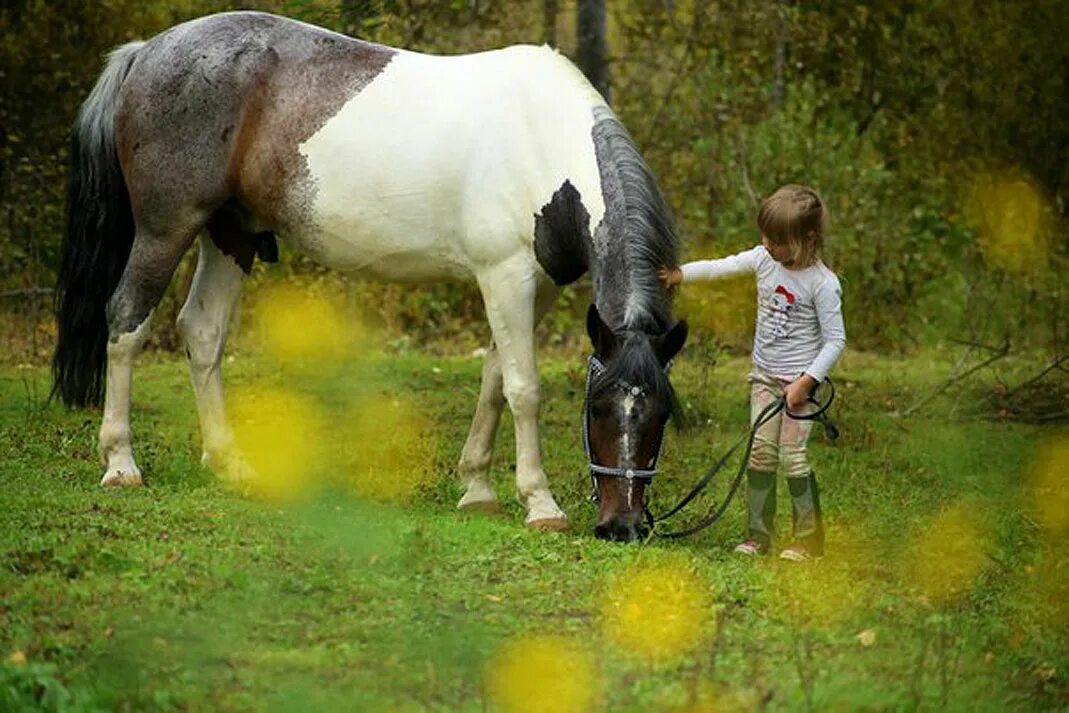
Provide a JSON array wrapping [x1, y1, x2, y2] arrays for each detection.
[[52, 41, 144, 407]]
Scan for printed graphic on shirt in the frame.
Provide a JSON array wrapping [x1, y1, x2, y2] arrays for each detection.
[[761, 284, 796, 342]]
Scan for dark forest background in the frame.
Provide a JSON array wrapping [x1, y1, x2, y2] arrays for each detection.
[[1, 0, 1066, 362]]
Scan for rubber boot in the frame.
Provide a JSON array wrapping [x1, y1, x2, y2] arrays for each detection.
[[745, 469, 777, 550], [787, 472, 825, 557]]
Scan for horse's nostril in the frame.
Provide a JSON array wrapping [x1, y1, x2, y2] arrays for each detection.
[[621, 522, 648, 542], [595, 519, 646, 542]]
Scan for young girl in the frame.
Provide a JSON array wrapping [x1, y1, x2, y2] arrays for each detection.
[[659, 184, 845, 561]]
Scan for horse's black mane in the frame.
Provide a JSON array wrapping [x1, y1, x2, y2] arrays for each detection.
[[590, 106, 680, 336]]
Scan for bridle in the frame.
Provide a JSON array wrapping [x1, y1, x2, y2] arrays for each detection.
[[582, 354, 670, 505], [582, 351, 838, 538]]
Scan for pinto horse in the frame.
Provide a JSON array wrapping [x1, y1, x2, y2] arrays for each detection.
[[52, 11, 687, 541]]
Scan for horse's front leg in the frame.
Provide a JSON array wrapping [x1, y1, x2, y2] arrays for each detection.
[[176, 237, 249, 479], [457, 283, 559, 513], [476, 259, 567, 530]]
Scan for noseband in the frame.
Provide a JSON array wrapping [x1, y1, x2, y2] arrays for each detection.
[[582, 355, 669, 503]]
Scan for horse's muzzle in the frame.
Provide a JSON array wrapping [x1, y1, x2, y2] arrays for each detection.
[[594, 517, 649, 542]]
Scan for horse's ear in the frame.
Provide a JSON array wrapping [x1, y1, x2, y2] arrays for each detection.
[[656, 319, 688, 365], [586, 304, 617, 355]]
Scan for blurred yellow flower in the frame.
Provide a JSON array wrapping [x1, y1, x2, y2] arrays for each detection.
[[670, 685, 753, 713], [251, 282, 364, 363], [341, 396, 435, 504], [229, 386, 325, 504], [771, 557, 868, 628], [1029, 437, 1069, 533], [965, 171, 1051, 276], [485, 635, 595, 713], [599, 561, 712, 663], [905, 501, 989, 606]]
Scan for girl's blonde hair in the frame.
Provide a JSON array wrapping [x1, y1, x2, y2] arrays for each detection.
[[757, 184, 827, 268]]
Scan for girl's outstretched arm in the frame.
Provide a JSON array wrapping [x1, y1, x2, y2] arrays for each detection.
[[677, 245, 763, 283]]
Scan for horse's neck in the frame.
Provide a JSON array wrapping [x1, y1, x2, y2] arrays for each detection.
[[590, 248, 667, 334]]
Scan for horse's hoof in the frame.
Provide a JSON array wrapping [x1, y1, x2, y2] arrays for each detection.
[[458, 499, 502, 515], [100, 469, 143, 487], [527, 517, 569, 533], [210, 451, 258, 485]]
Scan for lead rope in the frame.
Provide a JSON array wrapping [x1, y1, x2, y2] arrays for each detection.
[[649, 379, 837, 539], [650, 396, 784, 539]]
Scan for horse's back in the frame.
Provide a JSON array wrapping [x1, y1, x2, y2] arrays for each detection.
[[115, 11, 608, 281], [293, 44, 609, 278]]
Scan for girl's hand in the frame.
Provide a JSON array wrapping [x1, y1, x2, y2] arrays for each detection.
[[658, 266, 683, 287], [784, 374, 819, 413]]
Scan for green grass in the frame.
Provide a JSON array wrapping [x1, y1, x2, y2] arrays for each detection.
[[1, 347, 1066, 712]]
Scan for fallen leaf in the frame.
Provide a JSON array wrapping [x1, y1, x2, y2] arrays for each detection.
[[7, 650, 27, 665], [856, 629, 877, 647], [1036, 665, 1056, 682]]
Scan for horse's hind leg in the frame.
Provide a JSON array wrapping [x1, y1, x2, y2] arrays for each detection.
[[99, 225, 200, 486], [176, 236, 247, 478], [457, 345, 505, 512]]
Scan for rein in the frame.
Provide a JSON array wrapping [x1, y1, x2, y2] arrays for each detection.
[[582, 354, 837, 539]]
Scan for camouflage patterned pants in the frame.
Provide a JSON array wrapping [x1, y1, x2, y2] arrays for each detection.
[[747, 369, 816, 479]]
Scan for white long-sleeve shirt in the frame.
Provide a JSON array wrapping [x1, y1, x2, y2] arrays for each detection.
[[680, 245, 846, 381]]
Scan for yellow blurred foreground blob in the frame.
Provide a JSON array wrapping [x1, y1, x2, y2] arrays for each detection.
[[229, 386, 325, 503], [670, 685, 754, 713], [485, 635, 595, 713], [252, 283, 363, 363], [342, 396, 435, 504], [600, 561, 712, 663], [906, 501, 990, 606], [965, 171, 1051, 275], [770, 553, 873, 628], [1029, 438, 1069, 533]]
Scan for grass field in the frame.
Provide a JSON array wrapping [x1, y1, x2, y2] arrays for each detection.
[[1, 345, 1067, 712]]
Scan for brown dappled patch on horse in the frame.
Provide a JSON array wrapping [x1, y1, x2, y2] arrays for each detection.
[[226, 22, 395, 233]]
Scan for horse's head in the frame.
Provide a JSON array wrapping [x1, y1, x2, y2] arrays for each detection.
[[584, 305, 687, 542]]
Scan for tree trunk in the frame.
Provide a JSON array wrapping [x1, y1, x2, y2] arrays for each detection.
[[576, 0, 610, 103], [543, 0, 558, 47], [771, 1, 789, 109]]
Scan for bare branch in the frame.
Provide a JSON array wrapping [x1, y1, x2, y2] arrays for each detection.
[[894, 340, 1011, 419], [734, 129, 761, 208], [637, 4, 704, 148], [0, 287, 52, 299], [1004, 352, 1069, 397]]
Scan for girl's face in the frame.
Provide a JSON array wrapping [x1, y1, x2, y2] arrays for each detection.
[[761, 234, 794, 266]]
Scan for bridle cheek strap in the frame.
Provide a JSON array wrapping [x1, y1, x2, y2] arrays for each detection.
[[582, 354, 665, 502]]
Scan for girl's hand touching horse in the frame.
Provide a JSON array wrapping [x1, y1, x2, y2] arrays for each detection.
[[658, 266, 683, 288]]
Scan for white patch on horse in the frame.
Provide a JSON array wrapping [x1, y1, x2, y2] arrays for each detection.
[[619, 390, 638, 509], [297, 46, 607, 282]]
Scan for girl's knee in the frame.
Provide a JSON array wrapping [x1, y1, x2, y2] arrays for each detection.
[[749, 438, 779, 472], [780, 445, 810, 479]]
